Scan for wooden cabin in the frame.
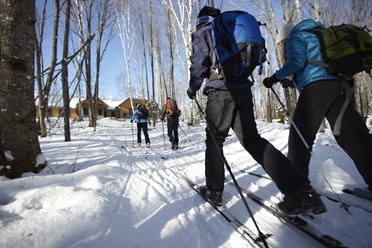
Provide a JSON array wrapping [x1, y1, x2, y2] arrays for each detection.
[[103, 98, 149, 119], [35, 95, 149, 120]]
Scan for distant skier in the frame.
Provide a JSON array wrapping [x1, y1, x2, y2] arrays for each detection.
[[131, 104, 150, 148], [160, 97, 181, 150]]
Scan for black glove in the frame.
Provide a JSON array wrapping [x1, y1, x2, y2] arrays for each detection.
[[263, 74, 279, 88], [130, 120, 133, 123], [187, 89, 196, 99], [160, 118, 164, 121], [280, 78, 294, 88]]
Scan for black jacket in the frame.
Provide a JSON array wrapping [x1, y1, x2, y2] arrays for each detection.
[[188, 23, 253, 95]]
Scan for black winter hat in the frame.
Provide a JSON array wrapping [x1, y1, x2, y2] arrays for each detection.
[[197, 6, 220, 19], [196, 6, 220, 27]]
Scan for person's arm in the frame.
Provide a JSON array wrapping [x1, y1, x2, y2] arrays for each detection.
[[263, 34, 308, 88], [160, 105, 166, 120], [276, 35, 308, 80], [131, 110, 138, 122], [188, 28, 212, 94]]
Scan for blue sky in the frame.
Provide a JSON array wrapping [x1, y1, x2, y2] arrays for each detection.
[[98, 37, 124, 99], [35, 0, 125, 100], [35, 0, 279, 100]]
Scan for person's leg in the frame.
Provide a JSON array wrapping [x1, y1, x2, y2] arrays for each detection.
[[137, 123, 142, 144], [143, 123, 150, 145], [167, 119, 175, 146], [288, 80, 341, 177], [231, 88, 326, 214], [204, 91, 233, 192], [326, 90, 372, 188], [231, 88, 308, 194], [174, 118, 179, 146]]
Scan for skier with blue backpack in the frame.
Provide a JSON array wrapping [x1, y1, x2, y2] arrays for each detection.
[[130, 104, 150, 148], [187, 6, 326, 215]]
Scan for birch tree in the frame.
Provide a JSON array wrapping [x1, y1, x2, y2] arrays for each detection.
[[62, 0, 72, 141], [136, 1, 151, 99], [149, 1, 156, 102], [0, 0, 45, 178], [36, 0, 61, 137], [161, 0, 199, 125], [114, 0, 137, 111], [244, 0, 281, 122], [71, 0, 96, 127], [164, 5, 176, 99], [93, 0, 115, 125], [161, 0, 197, 71]]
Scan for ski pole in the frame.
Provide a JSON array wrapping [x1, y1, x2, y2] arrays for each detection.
[[178, 124, 191, 142], [131, 121, 135, 148], [194, 98, 269, 247], [270, 87, 350, 213], [161, 120, 166, 148]]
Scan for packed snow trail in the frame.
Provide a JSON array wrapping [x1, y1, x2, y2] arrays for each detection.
[[111, 134, 255, 247], [100, 121, 325, 247], [1, 118, 372, 248]]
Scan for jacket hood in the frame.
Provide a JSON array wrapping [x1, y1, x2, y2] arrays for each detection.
[[292, 19, 325, 33]]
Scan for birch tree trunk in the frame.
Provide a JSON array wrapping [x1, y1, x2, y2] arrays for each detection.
[[36, 0, 60, 137], [94, 0, 115, 121], [149, 1, 155, 102], [137, 6, 150, 99], [83, 0, 95, 128], [0, 0, 45, 178], [164, 6, 176, 99], [114, 0, 137, 111], [35, 0, 47, 135], [62, 0, 71, 141]]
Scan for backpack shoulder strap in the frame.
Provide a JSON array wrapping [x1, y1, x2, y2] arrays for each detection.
[[305, 29, 329, 69]]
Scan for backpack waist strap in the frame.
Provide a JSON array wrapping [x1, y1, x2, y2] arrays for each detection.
[[333, 78, 352, 136]]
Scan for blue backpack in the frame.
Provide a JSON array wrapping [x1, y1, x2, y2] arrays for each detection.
[[211, 11, 266, 82]]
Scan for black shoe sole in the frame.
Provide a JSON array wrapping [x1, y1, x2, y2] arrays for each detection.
[[278, 206, 327, 216]]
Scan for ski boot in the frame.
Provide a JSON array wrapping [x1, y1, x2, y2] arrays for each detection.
[[278, 187, 327, 215], [199, 185, 222, 207]]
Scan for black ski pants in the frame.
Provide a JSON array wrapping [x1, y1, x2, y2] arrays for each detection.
[[167, 117, 179, 145], [204, 88, 308, 194], [137, 122, 150, 144], [288, 80, 372, 187]]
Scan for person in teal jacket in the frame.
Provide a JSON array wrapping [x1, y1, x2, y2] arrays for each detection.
[[263, 19, 372, 201], [130, 104, 150, 148]]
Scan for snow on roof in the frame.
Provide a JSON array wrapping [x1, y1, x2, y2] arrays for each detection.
[[102, 99, 125, 110]]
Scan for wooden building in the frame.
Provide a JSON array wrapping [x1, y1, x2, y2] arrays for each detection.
[[35, 95, 149, 120], [103, 98, 149, 119]]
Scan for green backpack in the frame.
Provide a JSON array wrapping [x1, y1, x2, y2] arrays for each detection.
[[309, 24, 372, 77]]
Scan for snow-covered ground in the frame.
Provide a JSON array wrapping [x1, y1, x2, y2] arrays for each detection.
[[1, 118, 371, 248]]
